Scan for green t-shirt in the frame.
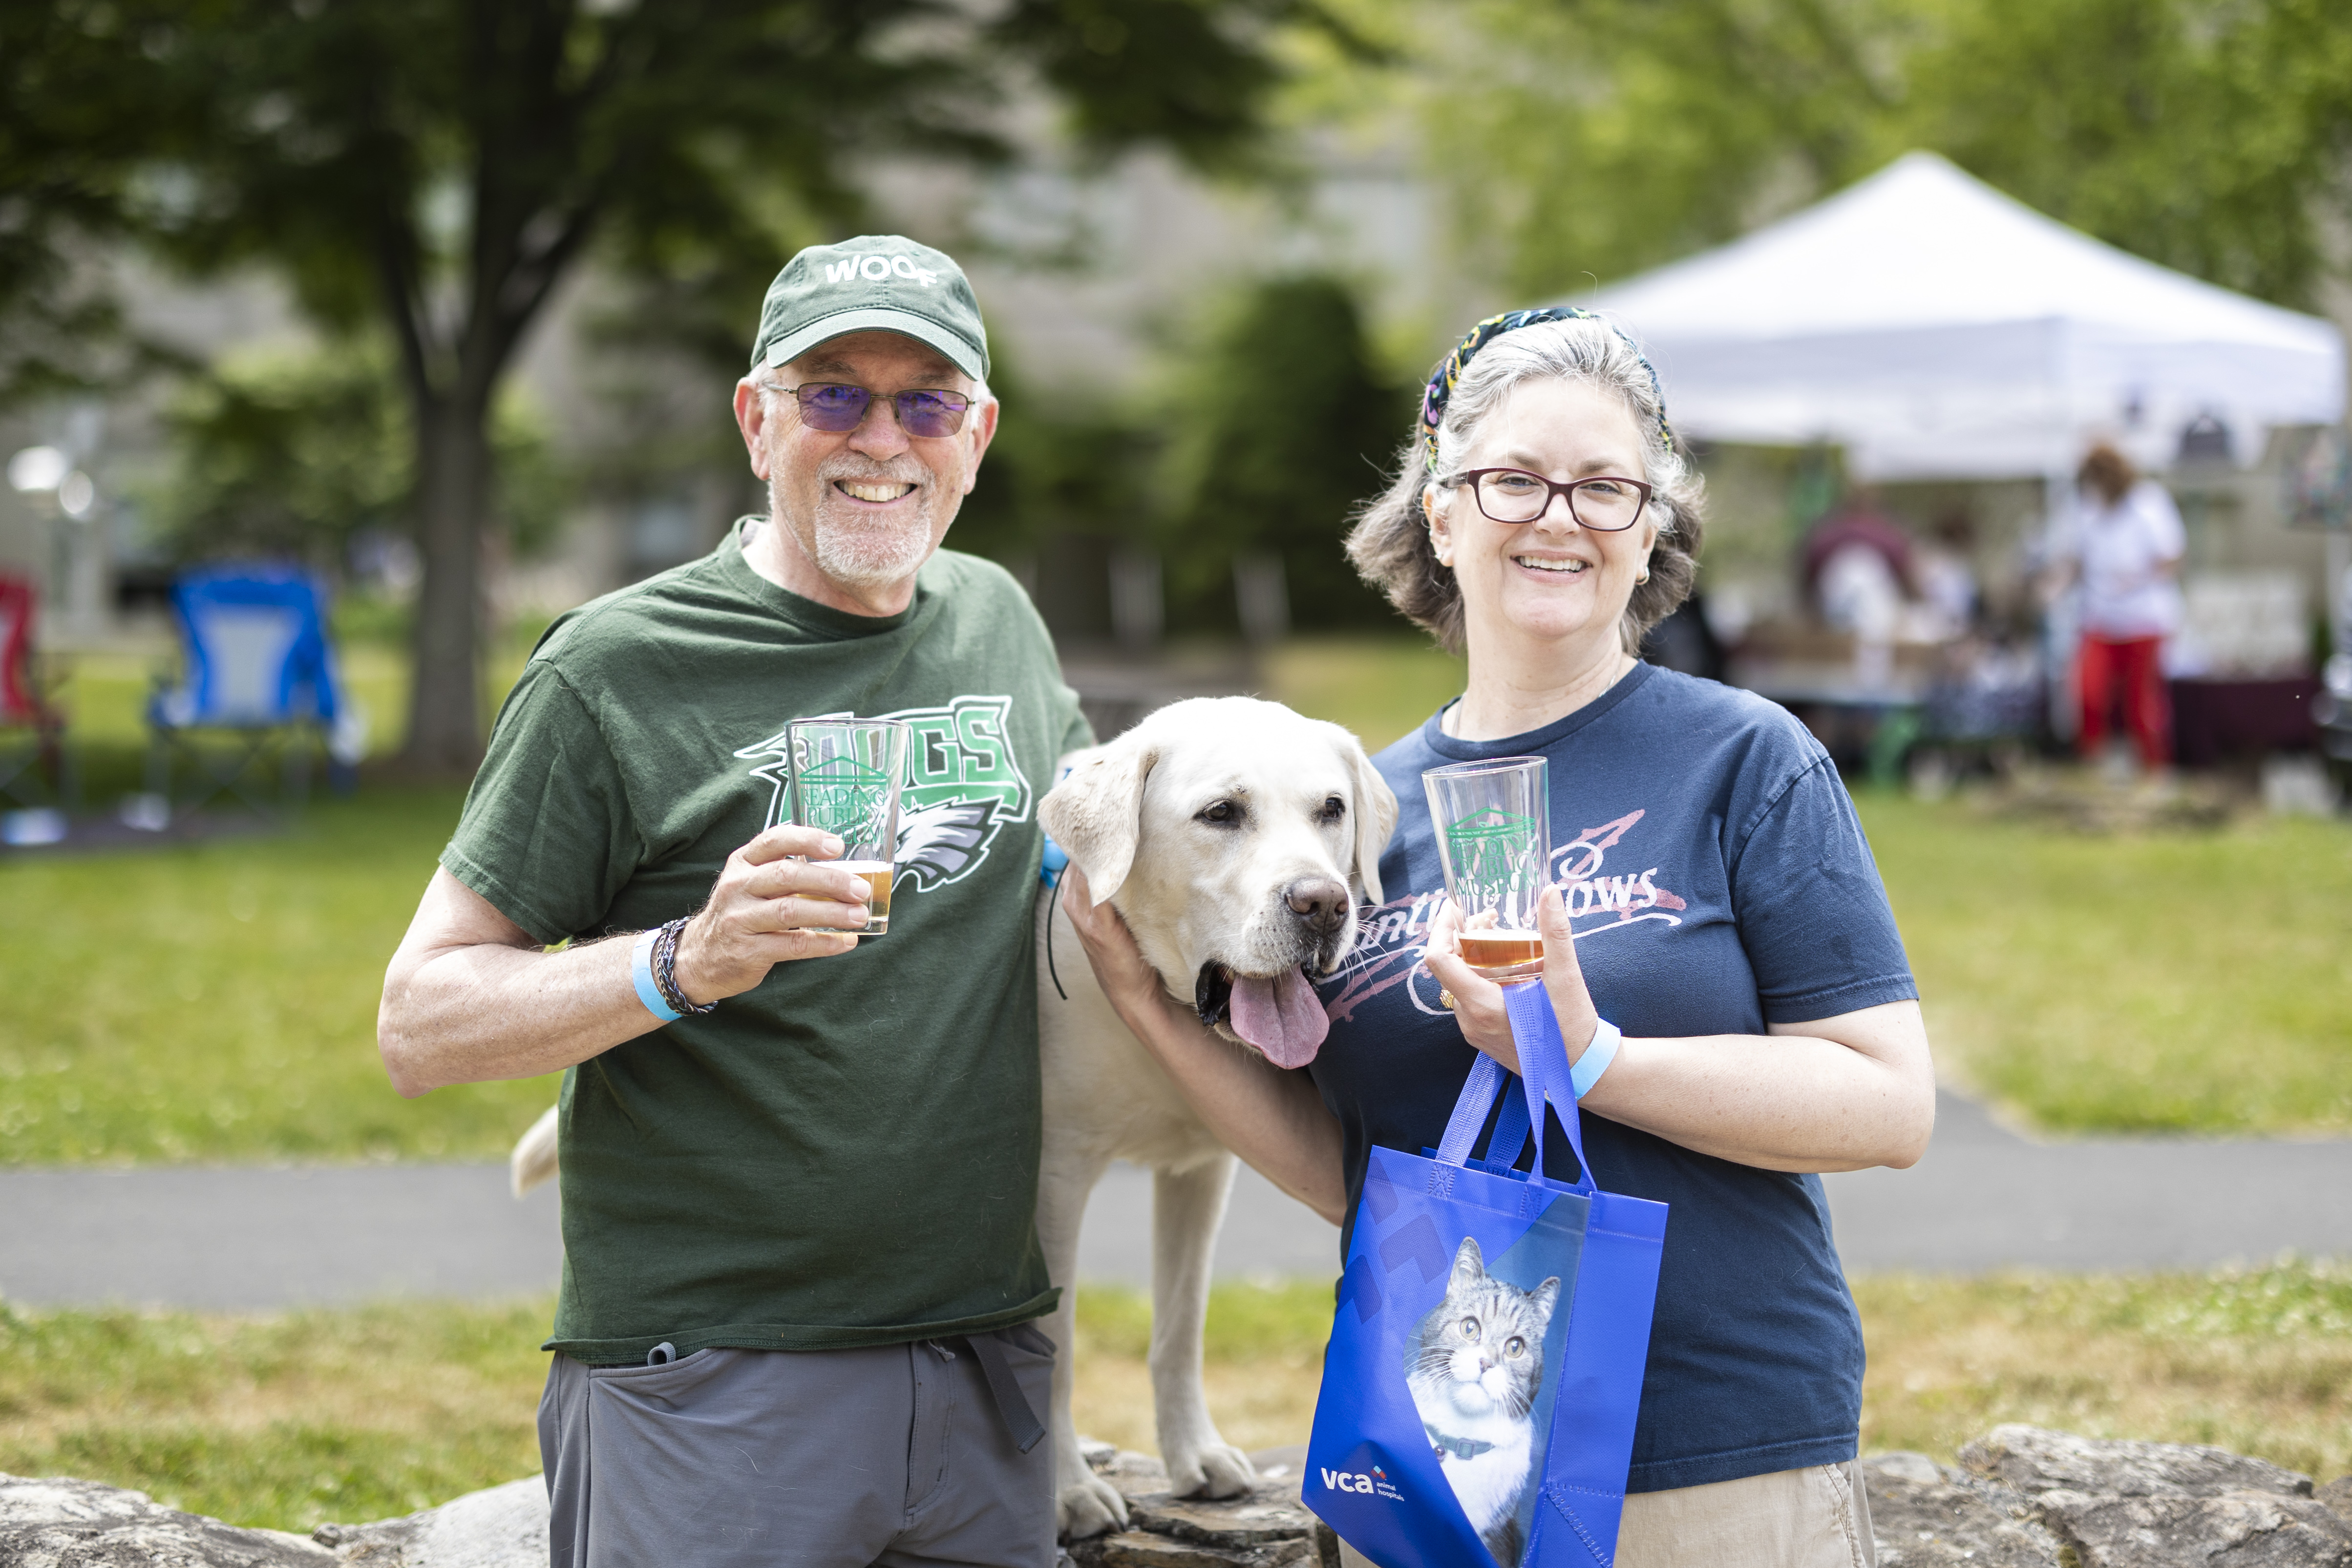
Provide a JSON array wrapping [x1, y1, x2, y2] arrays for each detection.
[[442, 523, 1091, 1364]]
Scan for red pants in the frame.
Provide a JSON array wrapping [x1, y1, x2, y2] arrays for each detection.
[[2077, 634, 2171, 767]]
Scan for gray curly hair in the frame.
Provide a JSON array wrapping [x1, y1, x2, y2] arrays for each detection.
[[1346, 316, 1704, 655]]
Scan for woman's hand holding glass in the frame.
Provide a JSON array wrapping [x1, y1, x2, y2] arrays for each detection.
[[1422, 884, 1601, 1080]]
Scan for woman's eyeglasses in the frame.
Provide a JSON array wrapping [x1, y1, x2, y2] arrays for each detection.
[[1445, 467, 1653, 530], [774, 382, 974, 438]]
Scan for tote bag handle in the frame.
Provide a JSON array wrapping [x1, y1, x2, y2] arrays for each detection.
[[1431, 982, 1596, 1197]]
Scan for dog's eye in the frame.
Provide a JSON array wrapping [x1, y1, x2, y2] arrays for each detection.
[[1458, 1316, 1480, 1342], [1316, 795, 1345, 824], [1197, 800, 1241, 826], [1505, 1336, 1526, 1358]]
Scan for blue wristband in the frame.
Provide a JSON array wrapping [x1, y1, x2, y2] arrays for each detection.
[[631, 928, 683, 1023], [1570, 1017, 1621, 1100]]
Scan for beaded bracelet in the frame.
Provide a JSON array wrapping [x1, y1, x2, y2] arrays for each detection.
[[652, 916, 719, 1017]]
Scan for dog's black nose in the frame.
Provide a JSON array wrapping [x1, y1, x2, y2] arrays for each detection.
[[1284, 877, 1350, 936]]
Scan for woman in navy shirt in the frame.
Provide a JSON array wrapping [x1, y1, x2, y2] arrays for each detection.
[[1062, 309, 1933, 1568]]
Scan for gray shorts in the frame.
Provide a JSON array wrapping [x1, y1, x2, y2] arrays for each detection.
[[538, 1326, 1057, 1568]]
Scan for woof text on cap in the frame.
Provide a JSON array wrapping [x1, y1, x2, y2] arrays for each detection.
[[750, 235, 990, 383]]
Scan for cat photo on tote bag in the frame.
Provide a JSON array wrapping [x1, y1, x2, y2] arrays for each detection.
[[1406, 1232, 1562, 1561], [1306, 982, 1667, 1568]]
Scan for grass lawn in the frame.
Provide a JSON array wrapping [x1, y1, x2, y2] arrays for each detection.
[[0, 1294, 550, 1530], [4, 633, 2346, 1162], [4, 1265, 2346, 1534], [1259, 635, 1466, 752], [1858, 792, 2352, 1135], [0, 785, 558, 1165]]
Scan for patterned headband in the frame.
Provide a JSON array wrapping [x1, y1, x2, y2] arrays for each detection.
[[1420, 307, 1674, 473]]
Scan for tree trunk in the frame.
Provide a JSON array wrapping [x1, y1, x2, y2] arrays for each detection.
[[401, 394, 495, 775]]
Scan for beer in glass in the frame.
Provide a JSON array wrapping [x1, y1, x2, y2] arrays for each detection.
[[786, 718, 911, 936], [1422, 757, 1551, 979]]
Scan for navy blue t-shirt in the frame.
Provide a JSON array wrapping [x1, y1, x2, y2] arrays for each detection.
[[1308, 661, 1917, 1493]]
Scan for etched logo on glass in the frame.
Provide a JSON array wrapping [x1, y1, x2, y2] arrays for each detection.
[[1442, 805, 1542, 911], [796, 755, 893, 842]]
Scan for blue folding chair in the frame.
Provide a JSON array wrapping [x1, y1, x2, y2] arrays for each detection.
[[147, 564, 364, 813]]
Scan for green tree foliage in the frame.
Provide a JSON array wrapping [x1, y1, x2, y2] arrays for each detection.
[[951, 355, 1155, 565], [0, 2, 181, 405], [150, 350, 408, 567], [1901, 0, 2337, 306], [1158, 275, 1412, 632], [47, 0, 1339, 772], [1366, 0, 2352, 310], [146, 343, 562, 570], [1401, 0, 1907, 298]]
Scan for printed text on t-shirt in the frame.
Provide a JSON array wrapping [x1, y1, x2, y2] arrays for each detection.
[[1319, 809, 1687, 1021]]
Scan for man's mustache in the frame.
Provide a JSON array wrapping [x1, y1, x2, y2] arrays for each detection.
[[817, 456, 927, 488]]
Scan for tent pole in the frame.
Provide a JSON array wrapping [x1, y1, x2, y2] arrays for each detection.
[[2043, 466, 2079, 746], [2328, 527, 2350, 674]]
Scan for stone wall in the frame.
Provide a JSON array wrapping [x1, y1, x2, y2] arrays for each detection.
[[4, 1426, 2348, 1568]]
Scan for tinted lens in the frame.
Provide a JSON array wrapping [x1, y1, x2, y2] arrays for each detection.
[[1475, 469, 1553, 522], [1569, 478, 1644, 530], [895, 390, 969, 438], [795, 384, 870, 431]]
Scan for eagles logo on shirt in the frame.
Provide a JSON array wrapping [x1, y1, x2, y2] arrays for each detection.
[[735, 695, 1035, 892]]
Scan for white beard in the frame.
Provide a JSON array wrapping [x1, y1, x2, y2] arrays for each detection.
[[809, 511, 935, 588], [771, 460, 942, 591]]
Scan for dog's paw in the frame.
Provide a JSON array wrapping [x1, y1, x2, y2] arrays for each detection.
[[1165, 1440, 1256, 1500], [1056, 1471, 1129, 1541]]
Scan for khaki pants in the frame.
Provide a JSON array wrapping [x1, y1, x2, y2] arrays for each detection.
[[1334, 1460, 1876, 1568]]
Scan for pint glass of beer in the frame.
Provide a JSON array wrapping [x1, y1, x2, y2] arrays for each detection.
[[786, 718, 911, 936], [1422, 757, 1550, 978]]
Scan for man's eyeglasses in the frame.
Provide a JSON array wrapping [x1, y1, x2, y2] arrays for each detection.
[[1444, 467, 1653, 530], [772, 382, 974, 438]]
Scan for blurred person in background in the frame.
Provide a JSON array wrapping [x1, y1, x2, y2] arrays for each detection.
[[1063, 309, 1933, 1568], [1802, 488, 1918, 691], [2046, 441, 2184, 771], [1802, 487, 1917, 640], [1914, 509, 1980, 637]]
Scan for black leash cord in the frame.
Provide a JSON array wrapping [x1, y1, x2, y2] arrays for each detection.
[[1042, 878, 1068, 1001]]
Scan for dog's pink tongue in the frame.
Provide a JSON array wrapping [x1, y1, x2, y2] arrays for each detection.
[[1228, 967, 1330, 1069]]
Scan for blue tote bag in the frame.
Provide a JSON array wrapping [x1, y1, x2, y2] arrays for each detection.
[[1305, 982, 1668, 1567]]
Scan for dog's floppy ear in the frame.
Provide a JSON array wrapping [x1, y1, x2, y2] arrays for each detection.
[[1039, 736, 1156, 903], [1331, 725, 1398, 907]]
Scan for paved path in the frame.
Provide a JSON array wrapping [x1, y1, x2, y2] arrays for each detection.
[[1822, 1090, 2352, 1272], [3, 1093, 2347, 1309], [0, 1165, 565, 1311]]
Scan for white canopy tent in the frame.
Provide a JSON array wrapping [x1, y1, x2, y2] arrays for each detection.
[[1581, 151, 2345, 482]]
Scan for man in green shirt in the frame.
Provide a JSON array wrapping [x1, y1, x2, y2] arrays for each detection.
[[378, 235, 1090, 1568]]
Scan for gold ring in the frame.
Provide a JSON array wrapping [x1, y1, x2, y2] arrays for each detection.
[[1439, 988, 1457, 1011]]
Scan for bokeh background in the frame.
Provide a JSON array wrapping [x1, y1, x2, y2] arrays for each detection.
[[2, 0, 2350, 1540]]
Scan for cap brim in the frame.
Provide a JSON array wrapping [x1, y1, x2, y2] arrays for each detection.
[[761, 308, 988, 383]]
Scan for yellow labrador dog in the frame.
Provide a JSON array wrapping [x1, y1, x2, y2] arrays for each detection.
[[510, 696, 1396, 1541], [1034, 696, 1395, 1536]]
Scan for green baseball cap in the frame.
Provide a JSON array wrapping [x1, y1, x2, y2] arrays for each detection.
[[749, 235, 990, 383]]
